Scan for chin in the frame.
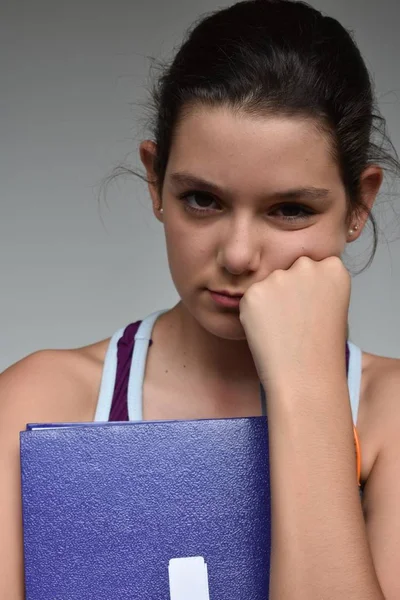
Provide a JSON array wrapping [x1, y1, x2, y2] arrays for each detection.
[[189, 303, 247, 342]]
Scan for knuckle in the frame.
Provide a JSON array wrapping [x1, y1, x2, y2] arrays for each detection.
[[269, 268, 285, 283], [295, 256, 314, 271], [326, 256, 347, 274]]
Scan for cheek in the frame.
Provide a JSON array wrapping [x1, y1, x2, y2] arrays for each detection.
[[164, 222, 212, 282], [267, 228, 346, 269]]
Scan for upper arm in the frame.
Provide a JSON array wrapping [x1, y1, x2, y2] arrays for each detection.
[[363, 365, 400, 599], [0, 351, 94, 599]]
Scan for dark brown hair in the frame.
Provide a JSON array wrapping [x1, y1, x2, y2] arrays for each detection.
[[106, 0, 400, 270]]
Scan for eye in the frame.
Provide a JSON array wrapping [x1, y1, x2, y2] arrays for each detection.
[[179, 191, 221, 215], [271, 203, 315, 221]]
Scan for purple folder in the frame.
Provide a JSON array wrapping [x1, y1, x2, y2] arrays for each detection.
[[20, 417, 271, 599]]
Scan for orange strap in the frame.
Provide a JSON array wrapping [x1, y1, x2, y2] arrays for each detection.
[[353, 425, 361, 488]]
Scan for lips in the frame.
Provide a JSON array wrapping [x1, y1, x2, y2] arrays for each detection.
[[208, 289, 243, 308], [209, 290, 244, 298]]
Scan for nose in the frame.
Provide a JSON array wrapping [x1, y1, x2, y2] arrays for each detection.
[[216, 215, 261, 276]]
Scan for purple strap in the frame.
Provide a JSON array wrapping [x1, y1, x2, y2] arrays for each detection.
[[109, 321, 351, 422], [109, 321, 142, 422]]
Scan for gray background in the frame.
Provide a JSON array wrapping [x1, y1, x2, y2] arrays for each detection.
[[1, 0, 399, 373]]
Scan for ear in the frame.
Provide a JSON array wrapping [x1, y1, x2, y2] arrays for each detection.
[[347, 165, 383, 242], [139, 140, 164, 223]]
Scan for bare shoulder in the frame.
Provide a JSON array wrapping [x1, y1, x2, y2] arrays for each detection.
[[359, 351, 400, 597], [0, 339, 111, 425], [359, 350, 400, 477], [362, 350, 400, 422]]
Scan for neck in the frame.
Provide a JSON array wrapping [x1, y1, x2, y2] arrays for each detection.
[[155, 303, 259, 385]]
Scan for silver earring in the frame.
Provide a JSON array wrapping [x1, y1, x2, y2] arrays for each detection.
[[159, 207, 164, 214]]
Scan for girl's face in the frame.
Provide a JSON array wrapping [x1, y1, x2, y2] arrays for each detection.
[[141, 106, 376, 341]]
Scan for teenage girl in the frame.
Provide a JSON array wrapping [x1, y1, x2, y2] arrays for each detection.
[[1, 1, 399, 598]]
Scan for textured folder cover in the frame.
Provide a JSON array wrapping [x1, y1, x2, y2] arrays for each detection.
[[20, 417, 271, 599]]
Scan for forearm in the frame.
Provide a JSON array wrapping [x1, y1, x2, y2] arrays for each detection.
[[266, 372, 384, 600]]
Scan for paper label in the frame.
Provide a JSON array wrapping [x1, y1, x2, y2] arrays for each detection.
[[169, 556, 211, 600]]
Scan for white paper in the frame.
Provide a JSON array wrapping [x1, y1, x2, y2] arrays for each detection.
[[169, 556, 211, 600]]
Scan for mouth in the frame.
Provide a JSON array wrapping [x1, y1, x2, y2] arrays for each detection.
[[208, 289, 244, 309]]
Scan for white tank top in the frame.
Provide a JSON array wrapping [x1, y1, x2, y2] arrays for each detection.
[[94, 310, 362, 426]]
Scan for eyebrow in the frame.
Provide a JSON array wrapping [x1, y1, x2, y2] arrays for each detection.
[[169, 172, 331, 202]]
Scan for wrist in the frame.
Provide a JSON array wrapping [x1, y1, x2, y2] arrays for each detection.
[[261, 361, 349, 408]]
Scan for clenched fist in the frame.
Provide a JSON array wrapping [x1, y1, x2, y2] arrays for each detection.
[[239, 256, 351, 396]]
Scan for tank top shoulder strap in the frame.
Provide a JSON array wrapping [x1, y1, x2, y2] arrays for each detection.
[[126, 311, 165, 421], [94, 321, 142, 422], [109, 320, 144, 422], [347, 341, 362, 426], [94, 310, 167, 422]]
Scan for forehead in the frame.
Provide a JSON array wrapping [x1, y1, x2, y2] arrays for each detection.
[[166, 106, 342, 193]]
